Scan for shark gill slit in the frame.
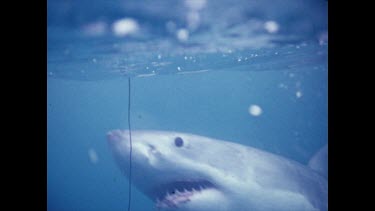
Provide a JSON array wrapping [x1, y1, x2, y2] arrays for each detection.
[[127, 77, 133, 211]]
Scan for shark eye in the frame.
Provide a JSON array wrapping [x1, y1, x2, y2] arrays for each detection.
[[174, 137, 184, 147]]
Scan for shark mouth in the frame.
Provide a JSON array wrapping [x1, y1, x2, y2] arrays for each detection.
[[150, 180, 216, 209]]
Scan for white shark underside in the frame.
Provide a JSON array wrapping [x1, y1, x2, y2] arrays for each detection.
[[107, 130, 327, 211]]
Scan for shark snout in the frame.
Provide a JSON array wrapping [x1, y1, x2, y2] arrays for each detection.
[[107, 130, 128, 144]]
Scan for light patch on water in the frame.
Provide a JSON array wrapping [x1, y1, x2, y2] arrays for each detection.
[[184, 0, 205, 31], [176, 28, 189, 42], [177, 69, 209, 75], [264, 21, 279, 33], [177, 66, 181, 71], [296, 91, 303, 98], [248, 105, 262, 116], [187, 11, 200, 30], [278, 83, 288, 89], [88, 148, 99, 164], [112, 18, 139, 37], [137, 73, 156, 78], [184, 0, 207, 10]]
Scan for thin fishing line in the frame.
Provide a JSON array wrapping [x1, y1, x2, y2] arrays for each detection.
[[127, 77, 133, 211]]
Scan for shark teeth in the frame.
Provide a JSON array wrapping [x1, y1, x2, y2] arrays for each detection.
[[152, 179, 216, 208], [157, 189, 194, 209]]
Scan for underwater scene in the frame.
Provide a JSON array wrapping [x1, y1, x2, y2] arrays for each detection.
[[47, 0, 328, 210]]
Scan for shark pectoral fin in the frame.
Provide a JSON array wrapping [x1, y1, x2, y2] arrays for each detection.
[[308, 144, 328, 178]]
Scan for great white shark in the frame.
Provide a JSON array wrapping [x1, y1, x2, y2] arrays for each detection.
[[107, 130, 328, 211]]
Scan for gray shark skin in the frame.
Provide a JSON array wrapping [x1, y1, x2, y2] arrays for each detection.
[[107, 130, 327, 211]]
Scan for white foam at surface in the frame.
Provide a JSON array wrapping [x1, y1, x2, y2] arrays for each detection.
[[47, 0, 328, 81], [184, 0, 207, 11], [176, 28, 189, 42], [296, 91, 303, 98], [112, 18, 139, 37], [248, 105, 262, 116], [187, 11, 201, 30], [264, 21, 279, 33]]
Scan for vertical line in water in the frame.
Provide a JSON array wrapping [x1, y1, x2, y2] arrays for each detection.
[[127, 77, 132, 211]]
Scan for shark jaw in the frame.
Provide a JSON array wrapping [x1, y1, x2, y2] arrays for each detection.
[[150, 180, 217, 209], [107, 130, 229, 210]]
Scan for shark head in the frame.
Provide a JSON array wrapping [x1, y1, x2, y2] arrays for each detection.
[[107, 130, 238, 210], [107, 129, 327, 211]]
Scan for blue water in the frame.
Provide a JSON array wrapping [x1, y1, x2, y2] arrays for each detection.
[[47, 0, 327, 210]]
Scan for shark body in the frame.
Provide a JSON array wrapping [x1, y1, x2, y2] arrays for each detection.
[[107, 130, 327, 211]]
